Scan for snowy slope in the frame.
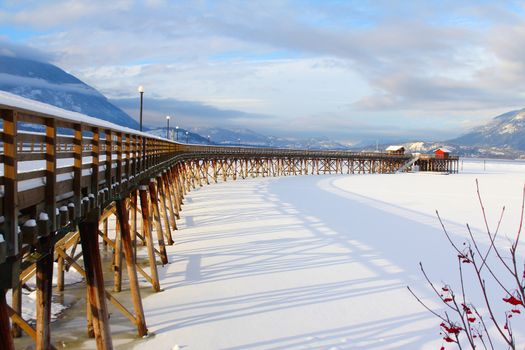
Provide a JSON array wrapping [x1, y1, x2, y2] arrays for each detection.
[[452, 108, 525, 150], [0, 56, 140, 129]]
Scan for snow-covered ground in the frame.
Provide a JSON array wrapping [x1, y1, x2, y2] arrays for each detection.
[[122, 160, 525, 350]]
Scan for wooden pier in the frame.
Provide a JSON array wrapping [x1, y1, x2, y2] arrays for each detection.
[[0, 102, 458, 349]]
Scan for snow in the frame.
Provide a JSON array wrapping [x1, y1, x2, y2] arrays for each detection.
[[499, 123, 518, 134], [23, 219, 36, 227], [39, 212, 49, 221], [128, 159, 525, 350], [385, 145, 404, 151], [0, 234, 4, 243], [6, 262, 83, 323]]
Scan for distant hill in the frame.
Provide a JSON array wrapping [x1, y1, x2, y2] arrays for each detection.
[[0, 55, 140, 129], [451, 108, 525, 150], [188, 126, 352, 150]]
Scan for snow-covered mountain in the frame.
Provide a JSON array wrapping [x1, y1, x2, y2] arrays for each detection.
[[0, 55, 140, 129], [147, 127, 210, 144], [189, 127, 352, 150], [451, 108, 525, 150]]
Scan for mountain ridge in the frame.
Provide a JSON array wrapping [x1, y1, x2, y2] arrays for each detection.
[[0, 55, 140, 130]]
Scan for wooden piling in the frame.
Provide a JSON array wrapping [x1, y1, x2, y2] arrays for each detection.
[[138, 187, 161, 292], [0, 288, 14, 350], [148, 180, 168, 265], [11, 284, 22, 337], [113, 222, 122, 293], [35, 243, 54, 350], [115, 197, 148, 336], [157, 174, 175, 245], [79, 213, 113, 350]]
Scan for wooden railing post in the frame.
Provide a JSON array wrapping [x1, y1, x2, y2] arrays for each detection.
[[91, 128, 100, 203], [1, 109, 20, 289], [46, 118, 57, 231]]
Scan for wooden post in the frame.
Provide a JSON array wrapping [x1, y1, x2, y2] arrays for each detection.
[[102, 219, 108, 251], [0, 288, 14, 350], [148, 180, 168, 265], [2, 109, 20, 296], [86, 299, 95, 338], [138, 187, 161, 292], [115, 197, 148, 336], [157, 174, 174, 245], [56, 253, 65, 292], [79, 213, 113, 350], [11, 285, 21, 337], [162, 172, 178, 228], [113, 221, 122, 292], [35, 243, 54, 350]]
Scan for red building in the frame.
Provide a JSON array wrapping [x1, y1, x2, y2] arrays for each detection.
[[434, 148, 451, 159]]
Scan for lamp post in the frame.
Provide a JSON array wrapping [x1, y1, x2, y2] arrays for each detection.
[[175, 126, 179, 141], [207, 135, 211, 145], [138, 85, 144, 131], [185, 131, 189, 143], [166, 115, 170, 139]]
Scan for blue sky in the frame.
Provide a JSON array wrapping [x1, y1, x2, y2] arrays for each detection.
[[1, 0, 525, 143]]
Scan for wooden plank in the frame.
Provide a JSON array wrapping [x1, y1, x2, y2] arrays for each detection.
[[18, 152, 45, 161]]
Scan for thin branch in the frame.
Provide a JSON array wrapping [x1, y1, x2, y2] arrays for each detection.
[[512, 183, 525, 250], [475, 180, 513, 274], [406, 286, 447, 322], [472, 305, 494, 350], [466, 229, 512, 296], [436, 210, 462, 254], [479, 206, 505, 272], [419, 262, 456, 311]]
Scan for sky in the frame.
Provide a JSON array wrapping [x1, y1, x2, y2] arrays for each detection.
[[1, 0, 525, 143]]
